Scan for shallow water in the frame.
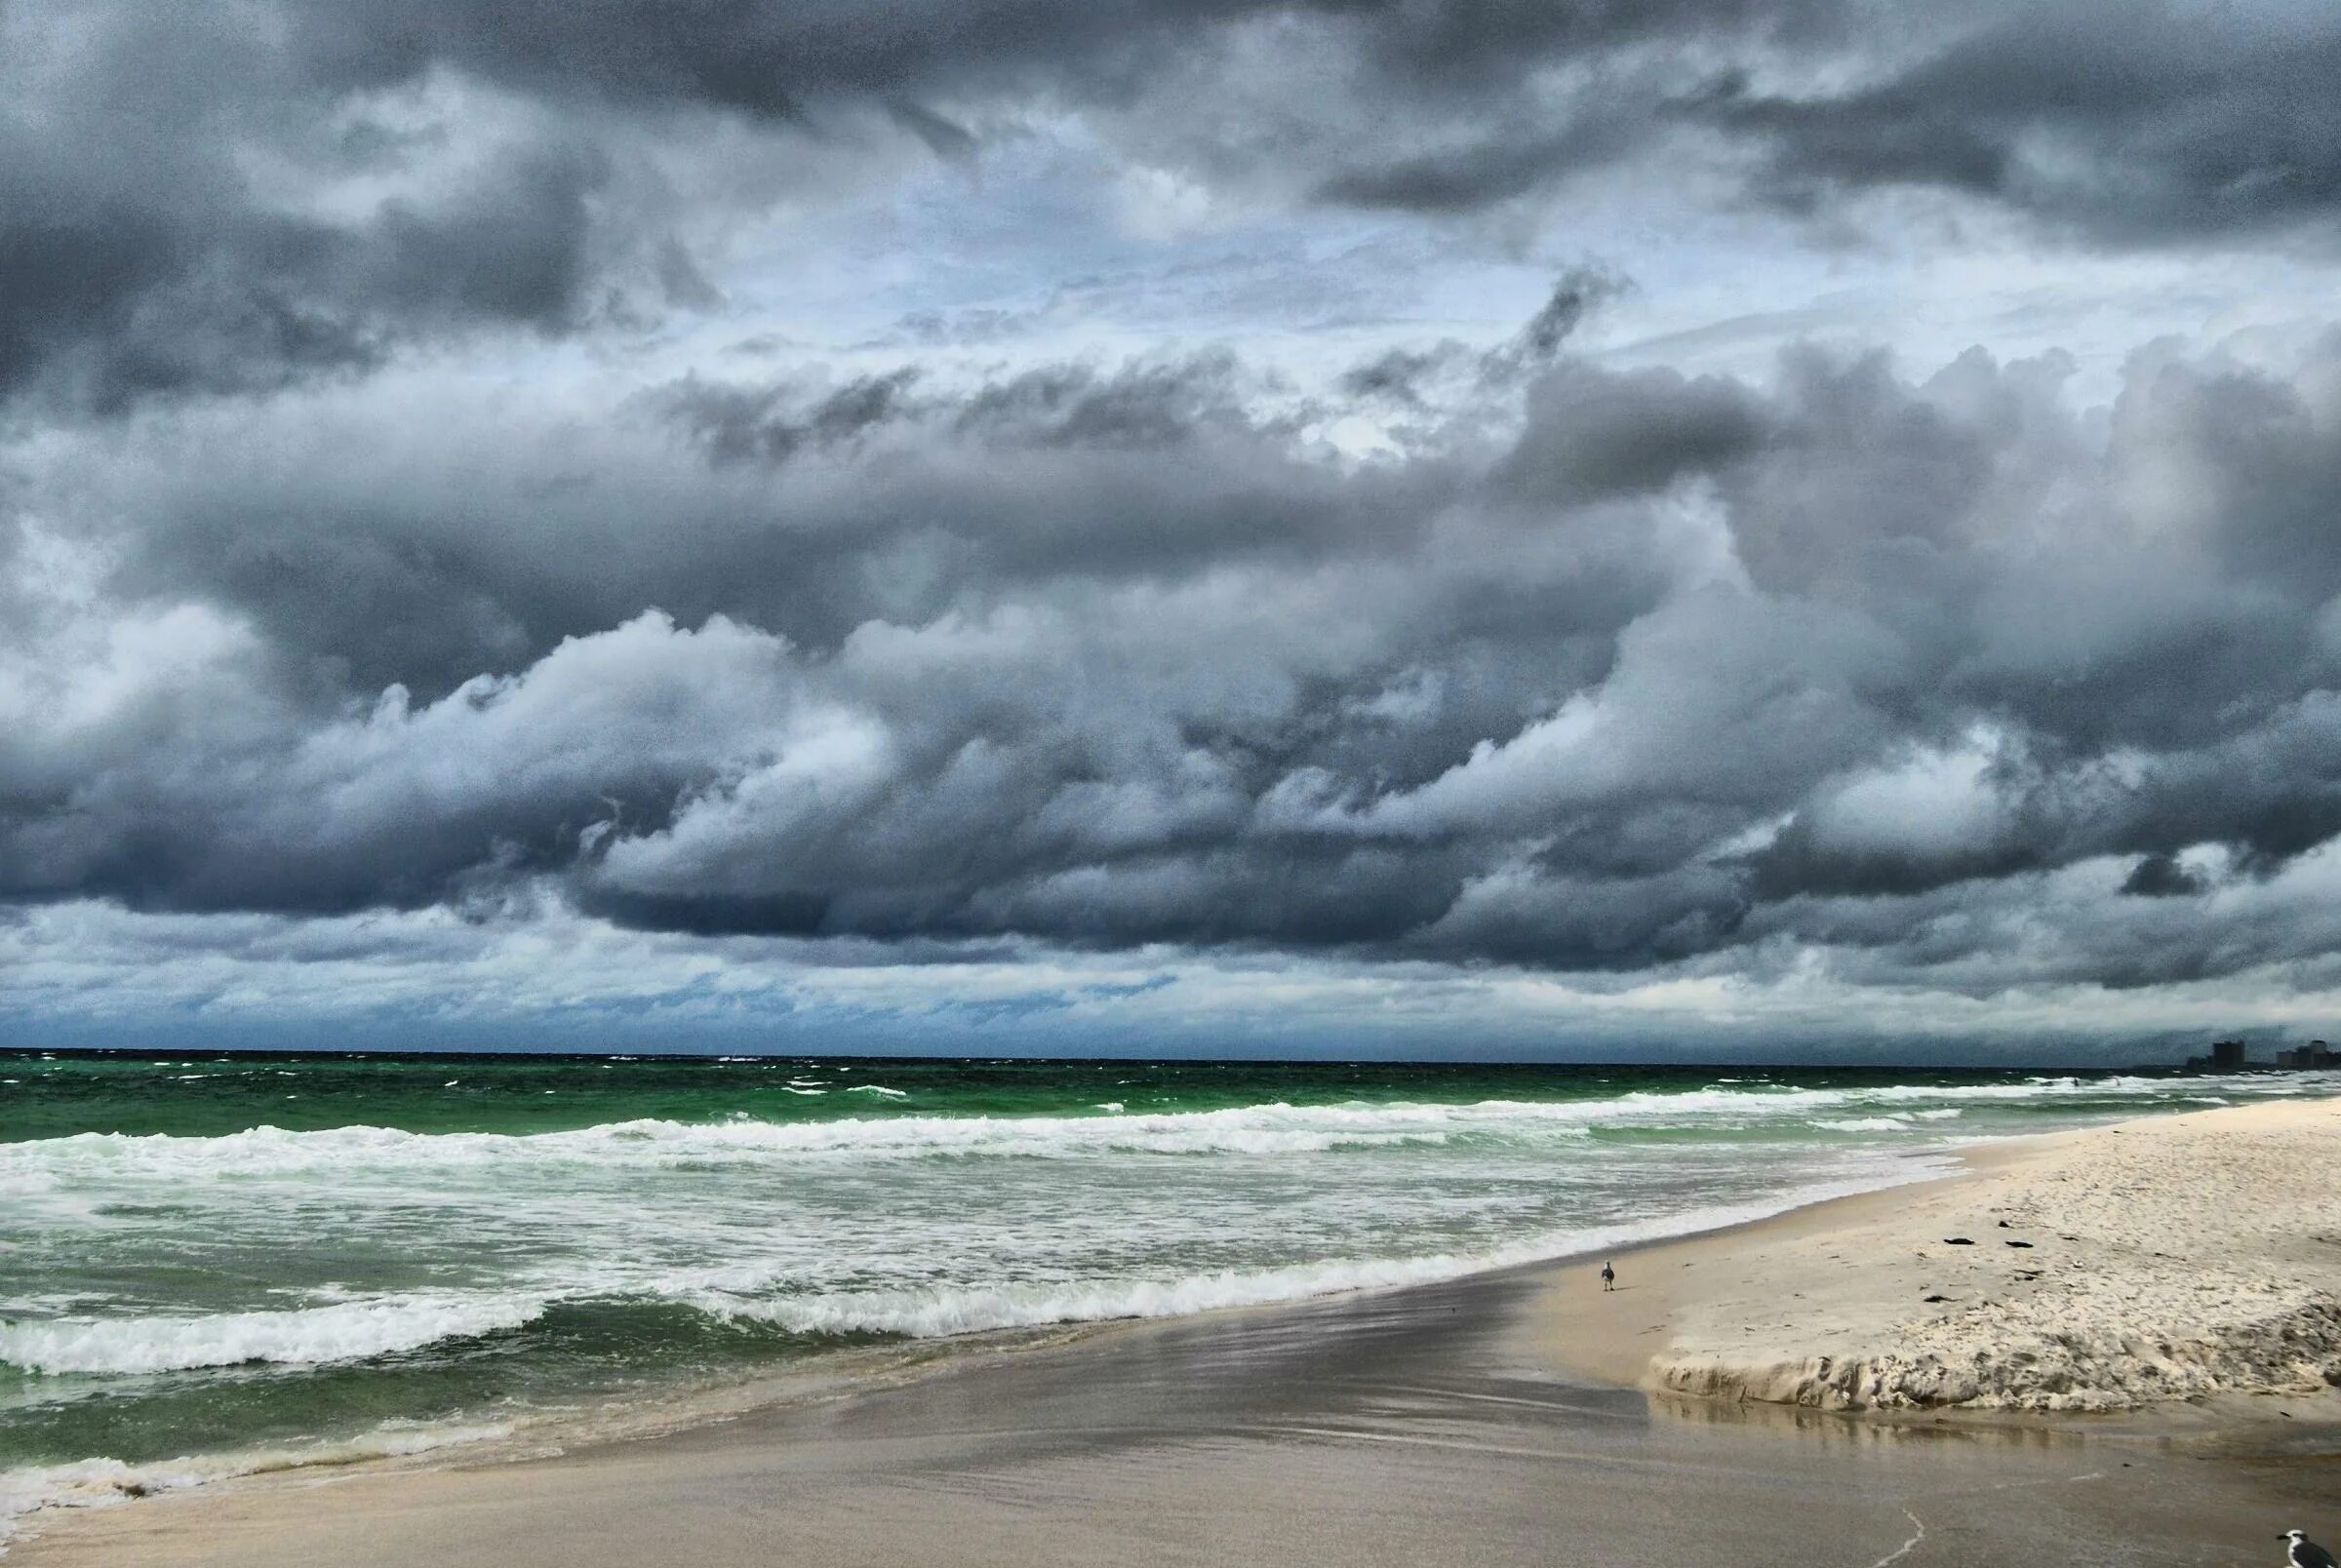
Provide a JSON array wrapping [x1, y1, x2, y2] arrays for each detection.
[[0, 1052, 2322, 1541]]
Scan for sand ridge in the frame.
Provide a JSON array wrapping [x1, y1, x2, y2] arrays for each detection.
[[1539, 1095, 2341, 1412]]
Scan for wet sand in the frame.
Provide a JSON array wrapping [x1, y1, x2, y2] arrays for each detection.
[[18, 1263, 2341, 1565], [19, 1101, 2341, 1566]]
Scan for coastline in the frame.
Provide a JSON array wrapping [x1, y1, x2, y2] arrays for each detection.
[[1525, 1095, 2341, 1416], [0, 1126, 1975, 1552], [15, 1096, 2341, 1564]]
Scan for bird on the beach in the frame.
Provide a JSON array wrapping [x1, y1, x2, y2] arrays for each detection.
[[2281, 1528, 2339, 1568]]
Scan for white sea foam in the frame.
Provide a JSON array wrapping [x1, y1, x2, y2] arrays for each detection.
[[0, 1422, 513, 1556], [701, 1259, 1502, 1339], [0, 1102, 1567, 1183], [0, 1077, 2234, 1192], [1602, 1077, 2151, 1118], [684, 1163, 1956, 1343], [0, 1295, 542, 1376]]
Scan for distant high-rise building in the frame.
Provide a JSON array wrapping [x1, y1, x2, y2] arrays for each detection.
[[2211, 1039, 2247, 1071], [2272, 1040, 2333, 1070]]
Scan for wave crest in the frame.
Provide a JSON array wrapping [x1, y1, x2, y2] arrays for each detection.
[[0, 1076, 2208, 1189], [0, 1295, 541, 1376]]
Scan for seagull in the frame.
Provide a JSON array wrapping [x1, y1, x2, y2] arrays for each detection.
[[2281, 1529, 2339, 1568]]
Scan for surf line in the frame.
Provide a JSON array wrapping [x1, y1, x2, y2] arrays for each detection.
[[1860, 1466, 2104, 1566], [1867, 1508, 1925, 1568]]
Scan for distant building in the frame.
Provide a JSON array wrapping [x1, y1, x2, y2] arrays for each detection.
[[2185, 1039, 2255, 1071], [2179, 1037, 2339, 1072], [2277, 1040, 2336, 1071]]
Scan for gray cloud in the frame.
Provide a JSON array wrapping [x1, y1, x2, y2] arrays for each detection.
[[8, 1, 2341, 1024], [8, 287, 2341, 1000], [0, 7, 627, 412], [1681, 6, 2341, 246], [9, 0, 2336, 419], [2121, 852, 2207, 899]]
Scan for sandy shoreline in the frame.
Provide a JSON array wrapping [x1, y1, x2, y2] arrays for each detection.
[[1530, 1095, 2341, 1414], [16, 1096, 2341, 1565]]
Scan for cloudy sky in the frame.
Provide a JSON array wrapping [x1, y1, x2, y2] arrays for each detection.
[[6, 0, 2341, 1062]]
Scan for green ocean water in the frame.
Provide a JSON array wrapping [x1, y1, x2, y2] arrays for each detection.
[[0, 1052, 2321, 1543], [8, 1052, 1877, 1141]]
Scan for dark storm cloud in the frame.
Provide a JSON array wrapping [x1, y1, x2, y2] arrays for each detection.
[[10, 0, 2337, 417], [1337, 267, 1627, 408], [2122, 853, 2207, 899], [1680, 6, 2341, 246], [1338, 348, 1460, 408], [280, 0, 1844, 114], [0, 3, 624, 412], [49, 271, 1627, 709], [74, 347, 1385, 699], [661, 369, 928, 467], [1297, 4, 2341, 244], [10, 0, 2341, 1007], [1313, 116, 1653, 215], [9, 285, 2341, 1000]]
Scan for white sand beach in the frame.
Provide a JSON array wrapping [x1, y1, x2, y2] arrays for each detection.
[[1539, 1096, 2341, 1412]]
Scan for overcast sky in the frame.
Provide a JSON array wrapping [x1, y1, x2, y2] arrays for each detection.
[[6, 0, 2341, 1062]]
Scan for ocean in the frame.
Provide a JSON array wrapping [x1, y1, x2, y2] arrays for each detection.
[[0, 1053, 2321, 1544]]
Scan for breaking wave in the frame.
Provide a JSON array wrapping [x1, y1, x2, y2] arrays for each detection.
[[1, 1155, 1955, 1383], [0, 1296, 542, 1376], [0, 1076, 2192, 1189], [684, 1165, 1949, 1339]]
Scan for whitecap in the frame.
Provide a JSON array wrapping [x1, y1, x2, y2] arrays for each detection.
[[0, 1295, 542, 1376], [0, 1076, 2235, 1195], [681, 1160, 1956, 1344]]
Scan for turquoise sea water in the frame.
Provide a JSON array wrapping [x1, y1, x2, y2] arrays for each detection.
[[0, 1052, 2324, 1543]]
